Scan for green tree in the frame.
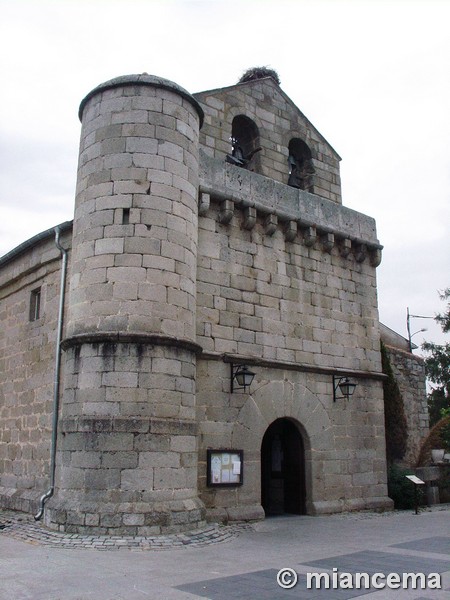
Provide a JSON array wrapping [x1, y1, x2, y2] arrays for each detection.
[[427, 388, 448, 427], [422, 288, 450, 426]]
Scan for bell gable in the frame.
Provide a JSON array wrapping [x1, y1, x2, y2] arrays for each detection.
[[194, 77, 342, 204]]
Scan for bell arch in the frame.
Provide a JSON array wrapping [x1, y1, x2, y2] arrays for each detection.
[[287, 137, 315, 192], [226, 114, 261, 171]]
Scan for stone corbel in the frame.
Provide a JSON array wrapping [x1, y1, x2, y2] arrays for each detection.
[[339, 238, 352, 258], [321, 232, 334, 253], [242, 206, 257, 230], [265, 213, 278, 236], [370, 248, 382, 267], [218, 199, 234, 224], [284, 220, 297, 242], [354, 243, 367, 263], [303, 226, 316, 247], [198, 192, 210, 216]]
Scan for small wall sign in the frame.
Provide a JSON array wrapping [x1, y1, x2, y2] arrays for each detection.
[[207, 449, 243, 487], [405, 475, 425, 485]]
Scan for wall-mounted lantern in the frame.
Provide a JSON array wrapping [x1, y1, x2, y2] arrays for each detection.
[[333, 376, 357, 402], [231, 364, 255, 393]]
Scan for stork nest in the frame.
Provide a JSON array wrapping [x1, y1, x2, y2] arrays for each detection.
[[238, 66, 280, 85]]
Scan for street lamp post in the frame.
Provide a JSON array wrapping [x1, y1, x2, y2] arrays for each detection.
[[406, 307, 434, 352]]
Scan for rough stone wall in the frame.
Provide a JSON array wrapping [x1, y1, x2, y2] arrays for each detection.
[[69, 78, 201, 340], [384, 345, 429, 465], [43, 75, 206, 534], [195, 155, 390, 517], [196, 159, 381, 372], [195, 78, 342, 204], [196, 362, 388, 520], [0, 230, 71, 512], [51, 343, 200, 535]]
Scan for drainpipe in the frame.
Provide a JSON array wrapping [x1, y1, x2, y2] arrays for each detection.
[[34, 227, 68, 520]]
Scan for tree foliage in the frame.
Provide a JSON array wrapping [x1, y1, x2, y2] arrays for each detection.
[[422, 288, 450, 426], [381, 342, 408, 464], [434, 287, 450, 333], [427, 388, 448, 428], [416, 414, 450, 467]]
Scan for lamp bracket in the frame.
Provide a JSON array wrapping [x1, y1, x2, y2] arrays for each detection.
[[333, 375, 357, 402], [231, 363, 255, 393]]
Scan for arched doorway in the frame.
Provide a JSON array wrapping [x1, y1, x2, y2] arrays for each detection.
[[261, 418, 306, 515]]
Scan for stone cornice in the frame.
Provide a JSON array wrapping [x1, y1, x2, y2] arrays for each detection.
[[0, 221, 72, 269], [200, 351, 387, 381], [199, 153, 383, 265], [384, 343, 426, 364], [79, 73, 204, 126], [61, 332, 203, 355], [61, 416, 198, 435]]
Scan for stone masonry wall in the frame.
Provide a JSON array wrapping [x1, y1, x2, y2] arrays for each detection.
[[196, 165, 381, 373], [49, 342, 201, 535], [43, 75, 206, 534], [195, 78, 342, 204], [385, 345, 429, 465], [0, 230, 71, 513], [195, 156, 390, 517], [68, 76, 202, 341], [196, 361, 388, 520]]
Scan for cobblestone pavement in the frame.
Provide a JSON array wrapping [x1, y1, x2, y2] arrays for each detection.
[[2, 505, 447, 551], [0, 510, 253, 550]]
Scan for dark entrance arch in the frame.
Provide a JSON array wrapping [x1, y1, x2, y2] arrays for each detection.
[[261, 418, 306, 515]]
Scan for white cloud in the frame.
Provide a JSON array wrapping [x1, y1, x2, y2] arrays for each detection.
[[0, 0, 449, 350]]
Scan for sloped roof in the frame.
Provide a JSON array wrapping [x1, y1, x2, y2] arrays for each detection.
[[379, 322, 416, 352]]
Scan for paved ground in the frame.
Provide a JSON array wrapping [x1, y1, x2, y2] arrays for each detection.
[[0, 506, 449, 599]]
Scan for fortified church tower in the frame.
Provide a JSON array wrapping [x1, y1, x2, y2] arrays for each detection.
[[2, 69, 392, 534]]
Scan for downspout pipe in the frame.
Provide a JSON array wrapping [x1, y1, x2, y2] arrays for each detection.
[[34, 227, 68, 521]]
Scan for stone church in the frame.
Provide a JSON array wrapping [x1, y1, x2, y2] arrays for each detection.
[[0, 71, 428, 534]]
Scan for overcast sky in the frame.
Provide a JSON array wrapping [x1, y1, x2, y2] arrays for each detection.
[[0, 0, 449, 351]]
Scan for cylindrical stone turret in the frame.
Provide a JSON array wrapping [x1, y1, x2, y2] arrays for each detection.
[[69, 73, 203, 341], [45, 75, 205, 534]]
